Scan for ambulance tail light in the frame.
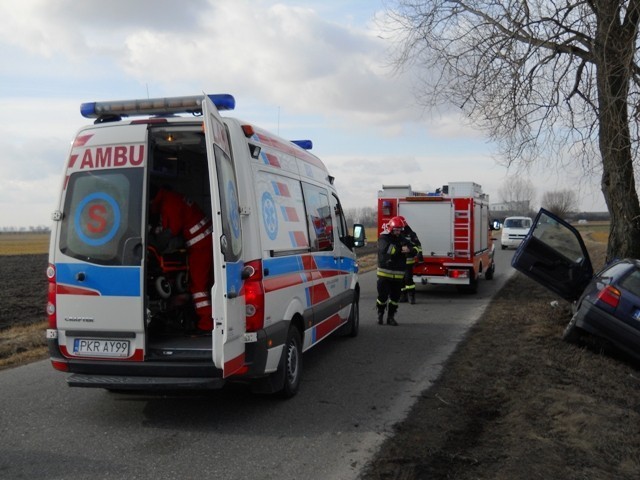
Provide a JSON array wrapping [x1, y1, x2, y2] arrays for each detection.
[[46, 263, 57, 328], [244, 260, 265, 332], [80, 94, 235, 119]]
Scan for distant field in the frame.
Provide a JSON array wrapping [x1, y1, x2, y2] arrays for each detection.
[[573, 221, 609, 244], [365, 227, 378, 241], [0, 233, 49, 255], [0, 222, 608, 256]]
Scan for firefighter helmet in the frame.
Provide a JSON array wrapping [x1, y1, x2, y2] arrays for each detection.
[[388, 216, 405, 230]]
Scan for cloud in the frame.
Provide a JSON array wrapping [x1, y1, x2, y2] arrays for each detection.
[[0, 1, 609, 228]]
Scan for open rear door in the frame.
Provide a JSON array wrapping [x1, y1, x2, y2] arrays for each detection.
[[202, 95, 246, 378], [511, 208, 593, 302]]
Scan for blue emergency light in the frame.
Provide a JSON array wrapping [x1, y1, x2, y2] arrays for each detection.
[[80, 94, 236, 119], [291, 140, 313, 150]]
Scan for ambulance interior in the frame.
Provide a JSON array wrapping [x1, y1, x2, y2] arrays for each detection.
[[145, 126, 213, 343]]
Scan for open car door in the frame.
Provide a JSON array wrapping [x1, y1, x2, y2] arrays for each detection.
[[202, 95, 246, 378], [511, 208, 593, 303]]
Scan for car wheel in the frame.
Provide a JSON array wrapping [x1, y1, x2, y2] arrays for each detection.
[[501, 245, 507, 250], [562, 312, 581, 344], [278, 326, 302, 398]]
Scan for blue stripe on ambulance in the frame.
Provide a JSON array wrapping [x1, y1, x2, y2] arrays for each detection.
[[56, 263, 140, 296]]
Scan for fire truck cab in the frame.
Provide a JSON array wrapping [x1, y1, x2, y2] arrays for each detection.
[[378, 183, 497, 293]]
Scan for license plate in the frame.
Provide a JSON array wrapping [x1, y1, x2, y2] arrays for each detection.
[[73, 338, 130, 357]]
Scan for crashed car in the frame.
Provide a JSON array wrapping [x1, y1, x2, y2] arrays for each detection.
[[512, 208, 640, 363]]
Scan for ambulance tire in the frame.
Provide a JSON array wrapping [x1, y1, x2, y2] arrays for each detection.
[[278, 326, 302, 398], [339, 293, 360, 337]]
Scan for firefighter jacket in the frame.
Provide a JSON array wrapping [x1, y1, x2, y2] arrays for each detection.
[[377, 233, 407, 280], [403, 225, 423, 265]]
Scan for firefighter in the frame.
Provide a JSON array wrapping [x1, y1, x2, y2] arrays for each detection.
[[397, 216, 424, 304], [150, 185, 214, 334], [376, 216, 410, 326]]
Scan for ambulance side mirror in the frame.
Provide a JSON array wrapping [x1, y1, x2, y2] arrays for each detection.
[[353, 224, 366, 248]]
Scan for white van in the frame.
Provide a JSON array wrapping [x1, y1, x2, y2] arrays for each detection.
[[500, 216, 533, 249], [46, 94, 364, 397]]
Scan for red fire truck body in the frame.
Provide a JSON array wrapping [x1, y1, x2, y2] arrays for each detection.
[[377, 183, 495, 293]]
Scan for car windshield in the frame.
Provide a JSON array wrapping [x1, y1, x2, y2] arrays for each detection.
[[505, 218, 531, 228]]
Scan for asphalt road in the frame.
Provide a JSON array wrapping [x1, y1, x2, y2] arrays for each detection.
[[0, 249, 515, 480]]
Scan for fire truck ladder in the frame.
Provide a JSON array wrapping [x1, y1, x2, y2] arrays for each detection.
[[453, 204, 472, 259]]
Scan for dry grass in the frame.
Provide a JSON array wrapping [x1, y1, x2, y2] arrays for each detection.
[[364, 239, 640, 479], [0, 321, 48, 370], [0, 232, 49, 255]]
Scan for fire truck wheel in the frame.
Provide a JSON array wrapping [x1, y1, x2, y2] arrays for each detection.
[[458, 271, 478, 294], [485, 263, 495, 280], [279, 326, 302, 398]]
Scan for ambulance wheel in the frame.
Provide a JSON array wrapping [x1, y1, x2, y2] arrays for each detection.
[[279, 326, 302, 398], [341, 294, 359, 337]]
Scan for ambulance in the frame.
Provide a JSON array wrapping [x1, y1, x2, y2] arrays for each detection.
[[46, 93, 364, 397]]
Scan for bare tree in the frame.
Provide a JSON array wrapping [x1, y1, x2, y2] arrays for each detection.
[[385, 0, 640, 262], [344, 206, 377, 227], [541, 190, 579, 218], [498, 176, 536, 214]]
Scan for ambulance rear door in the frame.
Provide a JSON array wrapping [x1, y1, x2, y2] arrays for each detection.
[[52, 123, 147, 362], [202, 95, 246, 378]]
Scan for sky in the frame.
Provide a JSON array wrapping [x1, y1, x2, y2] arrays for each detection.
[[0, 0, 608, 228]]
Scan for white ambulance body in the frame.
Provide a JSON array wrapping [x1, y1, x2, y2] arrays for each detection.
[[46, 94, 363, 397]]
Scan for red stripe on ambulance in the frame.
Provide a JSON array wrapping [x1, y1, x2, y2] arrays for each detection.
[[72, 134, 93, 148], [314, 313, 343, 341], [224, 352, 245, 377]]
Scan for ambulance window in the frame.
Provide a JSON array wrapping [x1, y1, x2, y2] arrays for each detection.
[[302, 183, 334, 252], [59, 169, 143, 265], [213, 144, 242, 262], [330, 194, 349, 245]]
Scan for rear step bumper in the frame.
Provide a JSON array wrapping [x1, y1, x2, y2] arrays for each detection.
[[67, 373, 226, 390]]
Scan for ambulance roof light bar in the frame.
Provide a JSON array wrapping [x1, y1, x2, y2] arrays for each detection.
[[291, 140, 313, 150], [80, 94, 235, 119]]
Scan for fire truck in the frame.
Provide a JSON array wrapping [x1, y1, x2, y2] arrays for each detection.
[[377, 183, 497, 293]]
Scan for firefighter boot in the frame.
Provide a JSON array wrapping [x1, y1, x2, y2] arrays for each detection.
[[409, 291, 416, 305], [376, 304, 385, 325], [398, 291, 408, 303], [387, 304, 399, 326]]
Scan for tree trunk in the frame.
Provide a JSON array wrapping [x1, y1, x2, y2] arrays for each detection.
[[595, 1, 640, 262]]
